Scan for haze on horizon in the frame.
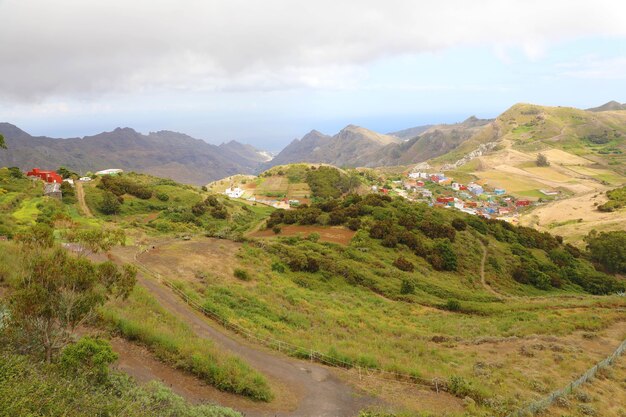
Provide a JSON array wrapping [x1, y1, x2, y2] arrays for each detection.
[[1, 0, 625, 150]]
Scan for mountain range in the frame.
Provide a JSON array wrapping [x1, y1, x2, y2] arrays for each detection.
[[1, 100, 624, 184], [0, 124, 269, 185]]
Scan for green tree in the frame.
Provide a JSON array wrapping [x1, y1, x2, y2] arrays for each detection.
[[63, 227, 126, 255], [57, 167, 78, 179], [0, 133, 5, 149], [99, 191, 121, 214], [8, 248, 136, 362], [585, 230, 626, 274]]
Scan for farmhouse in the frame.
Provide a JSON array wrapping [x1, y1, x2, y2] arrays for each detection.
[[79, 177, 92, 182], [516, 199, 531, 207], [26, 168, 62, 183]]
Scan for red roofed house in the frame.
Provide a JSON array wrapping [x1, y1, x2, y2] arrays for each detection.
[[27, 168, 63, 184], [436, 196, 454, 204], [516, 199, 531, 207]]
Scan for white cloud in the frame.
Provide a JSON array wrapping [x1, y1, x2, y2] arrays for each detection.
[[559, 57, 626, 80], [0, 0, 625, 101]]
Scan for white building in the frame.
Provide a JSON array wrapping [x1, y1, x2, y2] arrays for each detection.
[[79, 177, 92, 182], [408, 172, 430, 179], [224, 187, 244, 198], [95, 169, 123, 176]]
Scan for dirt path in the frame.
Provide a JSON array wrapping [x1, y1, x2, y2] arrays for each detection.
[[75, 181, 93, 218], [479, 244, 508, 300], [112, 245, 382, 417]]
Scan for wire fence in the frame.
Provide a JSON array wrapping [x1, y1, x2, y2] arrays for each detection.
[[506, 337, 626, 417], [133, 246, 439, 389]]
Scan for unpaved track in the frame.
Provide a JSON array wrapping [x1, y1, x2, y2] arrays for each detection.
[[118, 249, 382, 417], [75, 181, 93, 218]]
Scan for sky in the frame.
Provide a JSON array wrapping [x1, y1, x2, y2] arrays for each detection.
[[1, 0, 625, 150]]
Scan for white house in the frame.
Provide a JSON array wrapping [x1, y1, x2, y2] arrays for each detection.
[[224, 187, 244, 198], [63, 178, 75, 186], [409, 172, 430, 179], [79, 177, 92, 182]]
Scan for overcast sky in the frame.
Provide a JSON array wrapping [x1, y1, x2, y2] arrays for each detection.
[[1, 0, 625, 149]]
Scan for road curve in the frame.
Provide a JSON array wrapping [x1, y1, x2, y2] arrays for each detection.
[[112, 244, 382, 417]]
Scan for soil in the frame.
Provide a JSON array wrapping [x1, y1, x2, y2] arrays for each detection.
[[251, 225, 356, 245], [75, 181, 93, 218]]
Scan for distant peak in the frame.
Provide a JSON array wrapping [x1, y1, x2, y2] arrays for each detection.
[[463, 115, 479, 123], [586, 100, 626, 112]]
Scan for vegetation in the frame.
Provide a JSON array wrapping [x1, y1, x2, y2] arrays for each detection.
[[585, 230, 626, 274], [598, 185, 626, 212], [536, 153, 550, 166], [0, 344, 240, 417]]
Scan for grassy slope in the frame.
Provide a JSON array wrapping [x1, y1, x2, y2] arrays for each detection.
[[137, 195, 626, 416]]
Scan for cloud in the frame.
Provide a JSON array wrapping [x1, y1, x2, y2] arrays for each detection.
[[1, 0, 625, 101], [559, 57, 626, 80]]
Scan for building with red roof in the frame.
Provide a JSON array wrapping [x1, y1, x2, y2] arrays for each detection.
[[26, 168, 63, 184]]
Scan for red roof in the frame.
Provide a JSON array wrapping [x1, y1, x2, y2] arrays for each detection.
[[26, 168, 63, 183]]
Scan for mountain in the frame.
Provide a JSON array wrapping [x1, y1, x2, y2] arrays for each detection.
[[0, 123, 269, 185], [387, 124, 433, 140], [266, 125, 401, 168], [586, 100, 626, 112], [267, 118, 492, 169]]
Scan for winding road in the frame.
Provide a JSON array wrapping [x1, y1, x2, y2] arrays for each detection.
[[110, 245, 383, 417]]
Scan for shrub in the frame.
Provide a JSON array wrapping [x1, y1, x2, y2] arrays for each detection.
[[272, 225, 282, 234], [393, 256, 414, 272], [347, 218, 361, 231], [233, 268, 251, 281], [156, 192, 169, 201], [271, 262, 285, 273], [60, 337, 118, 382], [430, 239, 458, 271], [451, 218, 467, 231], [99, 191, 121, 215], [400, 278, 415, 294], [536, 153, 550, 167], [444, 299, 462, 311]]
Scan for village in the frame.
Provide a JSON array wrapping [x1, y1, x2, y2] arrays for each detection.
[[24, 167, 123, 199], [383, 169, 557, 223]]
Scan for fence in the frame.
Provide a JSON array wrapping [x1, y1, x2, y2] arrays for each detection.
[[132, 246, 437, 389], [506, 337, 626, 417]]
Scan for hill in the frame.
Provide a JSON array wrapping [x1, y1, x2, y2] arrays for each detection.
[[413, 104, 626, 244], [586, 100, 626, 112], [268, 119, 492, 169], [267, 125, 402, 168], [387, 124, 433, 140], [0, 123, 269, 185]]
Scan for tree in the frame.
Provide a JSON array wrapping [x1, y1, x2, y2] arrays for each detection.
[[99, 191, 121, 215], [536, 153, 550, 167], [0, 133, 5, 149], [60, 337, 118, 382], [585, 230, 626, 274], [57, 167, 78, 179], [63, 227, 126, 255], [8, 248, 136, 362]]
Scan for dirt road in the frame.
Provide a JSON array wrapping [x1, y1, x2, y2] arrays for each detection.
[[75, 181, 93, 218], [110, 243, 382, 417]]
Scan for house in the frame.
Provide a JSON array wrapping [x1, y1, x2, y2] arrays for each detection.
[[408, 172, 430, 179], [498, 207, 512, 215], [421, 190, 433, 198], [436, 196, 455, 204], [95, 169, 123, 176], [224, 187, 244, 198], [403, 180, 419, 190], [494, 188, 506, 195], [44, 183, 62, 200], [467, 183, 484, 195], [516, 199, 531, 207], [416, 180, 425, 187], [79, 177, 92, 182], [451, 182, 462, 191], [63, 178, 74, 186], [26, 168, 63, 184]]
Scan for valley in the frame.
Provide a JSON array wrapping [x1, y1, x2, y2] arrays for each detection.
[[1, 100, 625, 417]]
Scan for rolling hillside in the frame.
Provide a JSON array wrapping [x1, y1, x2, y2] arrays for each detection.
[[0, 123, 269, 185]]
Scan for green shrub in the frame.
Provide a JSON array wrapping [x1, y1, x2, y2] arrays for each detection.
[[393, 256, 414, 272], [233, 268, 251, 281], [444, 299, 462, 311]]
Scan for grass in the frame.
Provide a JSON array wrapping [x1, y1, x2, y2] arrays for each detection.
[[102, 287, 273, 401], [140, 235, 626, 415], [101, 285, 273, 401]]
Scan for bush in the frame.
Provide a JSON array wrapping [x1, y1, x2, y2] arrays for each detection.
[[451, 218, 467, 231], [536, 153, 550, 167], [60, 337, 118, 382], [156, 192, 170, 202], [393, 256, 414, 272], [233, 268, 251, 281], [99, 191, 121, 215], [271, 262, 285, 273], [400, 278, 415, 294], [444, 299, 462, 311], [272, 225, 282, 234], [429, 239, 458, 271]]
